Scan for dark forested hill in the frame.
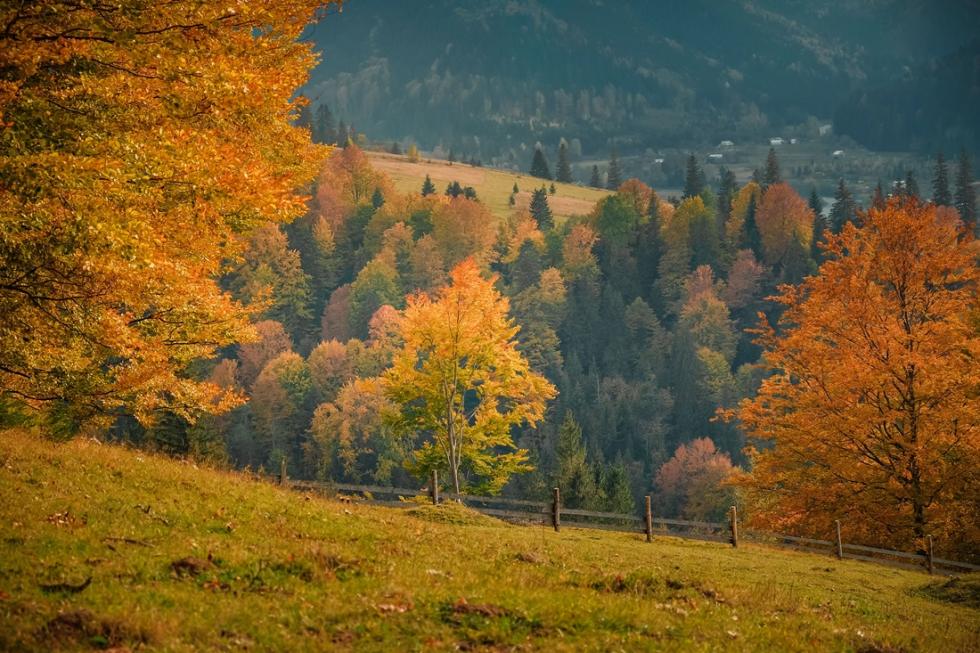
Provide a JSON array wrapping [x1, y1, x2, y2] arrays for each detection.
[[304, 0, 980, 161]]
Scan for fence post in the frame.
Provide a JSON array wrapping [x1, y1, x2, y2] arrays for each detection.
[[644, 495, 652, 543], [729, 505, 738, 548], [552, 487, 560, 533], [279, 457, 287, 486], [430, 469, 439, 505], [835, 520, 843, 559], [927, 535, 934, 575]]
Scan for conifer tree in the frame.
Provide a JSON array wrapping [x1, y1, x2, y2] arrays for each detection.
[[549, 183, 556, 195], [808, 188, 823, 218], [954, 149, 977, 228], [513, 182, 520, 194], [830, 179, 857, 232], [871, 182, 886, 210], [904, 170, 919, 199], [556, 140, 573, 183], [607, 148, 622, 190], [390, 141, 402, 155], [336, 119, 347, 146], [421, 174, 436, 196], [763, 147, 781, 189], [742, 193, 762, 257], [590, 165, 602, 188], [683, 154, 705, 198], [530, 146, 551, 180], [314, 103, 336, 144], [530, 187, 554, 231], [553, 413, 600, 509], [932, 152, 951, 206], [371, 187, 385, 209], [717, 168, 737, 226]]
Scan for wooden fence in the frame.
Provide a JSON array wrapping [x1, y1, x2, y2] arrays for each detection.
[[280, 471, 979, 577]]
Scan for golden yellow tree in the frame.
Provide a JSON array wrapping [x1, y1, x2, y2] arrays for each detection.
[[734, 199, 980, 556], [382, 260, 556, 494], [0, 2, 337, 432]]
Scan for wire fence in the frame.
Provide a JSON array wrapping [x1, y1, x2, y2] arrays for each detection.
[[278, 468, 979, 577]]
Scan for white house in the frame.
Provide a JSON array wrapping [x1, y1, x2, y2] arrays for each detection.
[[718, 140, 734, 148], [769, 137, 784, 146], [707, 153, 723, 161], [832, 149, 845, 158]]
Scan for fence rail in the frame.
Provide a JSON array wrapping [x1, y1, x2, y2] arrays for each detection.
[[276, 475, 979, 576]]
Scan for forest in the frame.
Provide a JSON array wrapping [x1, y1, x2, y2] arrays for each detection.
[[1, 0, 979, 571]]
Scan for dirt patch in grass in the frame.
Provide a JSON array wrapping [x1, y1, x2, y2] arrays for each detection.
[[589, 571, 727, 604], [914, 573, 980, 610], [42, 608, 153, 649], [438, 597, 544, 648]]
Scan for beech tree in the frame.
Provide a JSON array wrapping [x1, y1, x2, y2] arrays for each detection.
[[383, 260, 556, 494], [734, 199, 980, 556], [0, 1, 336, 431], [756, 183, 814, 268]]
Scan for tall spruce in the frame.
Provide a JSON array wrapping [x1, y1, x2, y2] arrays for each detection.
[[904, 170, 919, 199], [717, 168, 737, 228], [553, 413, 600, 509], [556, 140, 573, 183], [742, 193, 762, 258], [607, 148, 622, 190], [529, 187, 554, 231], [830, 179, 857, 232], [871, 182, 886, 210], [763, 147, 781, 189], [530, 146, 552, 180], [314, 103, 336, 145], [421, 174, 436, 196], [590, 165, 602, 188], [932, 152, 951, 206], [954, 148, 977, 228], [683, 154, 705, 198]]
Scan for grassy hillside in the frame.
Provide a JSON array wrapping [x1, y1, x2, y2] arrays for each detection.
[[368, 151, 610, 223], [1, 431, 977, 652]]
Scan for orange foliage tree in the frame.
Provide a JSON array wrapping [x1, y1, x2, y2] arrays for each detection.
[[0, 1, 337, 432], [734, 199, 980, 556], [382, 260, 556, 493], [755, 183, 814, 267], [655, 438, 736, 521]]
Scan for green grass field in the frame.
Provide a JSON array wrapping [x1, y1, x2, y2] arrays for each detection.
[[368, 151, 611, 223], [1, 430, 977, 652]]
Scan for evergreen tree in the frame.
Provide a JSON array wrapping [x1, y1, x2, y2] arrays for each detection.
[[513, 182, 520, 194], [932, 152, 951, 206], [602, 462, 635, 514], [717, 168, 737, 226], [390, 141, 402, 155], [336, 119, 347, 146], [371, 187, 385, 209], [421, 174, 436, 196], [607, 148, 622, 190], [549, 183, 556, 195], [314, 103, 336, 145], [871, 181, 886, 210], [683, 154, 705, 198], [904, 170, 919, 199], [829, 179, 857, 232], [448, 148, 456, 163], [763, 147, 781, 188], [445, 181, 463, 198], [811, 205, 828, 262], [556, 140, 573, 183], [954, 149, 977, 228], [742, 193, 761, 257], [463, 186, 478, 200], [529, 187, 554, 231], [808, 187, 823, 218], [530, 146, 552, 180], [590, 165, 602, 188], [552, 413, 600, 509]]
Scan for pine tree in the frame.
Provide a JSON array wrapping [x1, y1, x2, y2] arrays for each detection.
[[871, 182, 886, 210], [556, 140, 573, 183], [954, 148, 977, 228], [530, 146, 551, 180], [549, 183, 556, 195], [717, 168, 737, 225], [336, 119, 347, 146], [445, 181, 463, 198], [314, 103, 336, 145], [829, 179, 856, 232], [390, 141, 402, 155], [513, 182, 520, 194], [763, 147, 781, 189], [590, 165, 602, 188], [683, 154, 705, 198], [742, 193, 762, 258], [607, 148, 622, 190], [529, 187, 554, 231], [602, 462, 635, 514], [932, 152, 951, 206], [808, 187, 823, 218], [552, 413, 599, 509], [421, 174, 436, 196], [904, 170, 919, 199], [463, 186, 478, 200], [371, 187, 385, 209], [808, 188, 826, 261]]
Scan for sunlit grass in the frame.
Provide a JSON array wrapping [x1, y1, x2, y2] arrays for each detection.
[[1, 430, 977, 651]]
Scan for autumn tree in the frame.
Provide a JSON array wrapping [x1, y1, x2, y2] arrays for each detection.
[[238, 320, 294, 389], [655, 437, 736, 521], [383, 260, 556, 494], [0, 1, 335, 432], [734, 199, 980, 556], [756, 183, 814, 268]]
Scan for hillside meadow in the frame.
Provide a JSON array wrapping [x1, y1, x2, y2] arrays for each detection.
[[0, 430, 977, 652]]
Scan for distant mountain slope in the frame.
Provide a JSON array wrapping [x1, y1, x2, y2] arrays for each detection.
[[304, 0, 980, 161]]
